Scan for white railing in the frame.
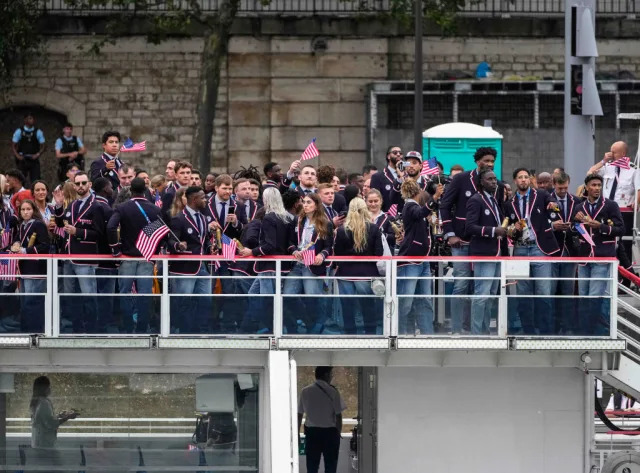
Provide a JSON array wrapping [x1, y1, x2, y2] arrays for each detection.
[[0, 254, 619, 341]]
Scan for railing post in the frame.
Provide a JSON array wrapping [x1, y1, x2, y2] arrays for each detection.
[[390, 259, 398, 337], [274, 260, 283, 338], [46, 258, 55, 337], [498, 260, 508, 338], [383, 258, 392, 337], [610, 259, 618, 339], [160, 259, 170, 338]]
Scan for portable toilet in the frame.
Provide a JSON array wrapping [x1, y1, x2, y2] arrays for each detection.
[[422, 122, 503, 178]]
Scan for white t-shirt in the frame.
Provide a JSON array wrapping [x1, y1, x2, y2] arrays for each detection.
[[298, 379, 346, 428]]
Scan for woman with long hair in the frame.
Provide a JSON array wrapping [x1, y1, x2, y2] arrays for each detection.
[[61, 181, 77, 208], [11, 199, 50, 333], [30, 375, 77, 465], [366, 188, 396, 250], [334, 197, 384, 334], [170, 187, 187, 217], [283, 192, 333, 334], [238, 188, 292, 331]]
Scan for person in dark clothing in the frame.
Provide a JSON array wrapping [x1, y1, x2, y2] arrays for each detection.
[[11, 112, 45, 185]]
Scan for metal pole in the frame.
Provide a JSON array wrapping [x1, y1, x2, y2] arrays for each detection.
[[414, 0, 423, 154]]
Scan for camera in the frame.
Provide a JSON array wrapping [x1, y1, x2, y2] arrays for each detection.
[[397, 161, 411, 172]]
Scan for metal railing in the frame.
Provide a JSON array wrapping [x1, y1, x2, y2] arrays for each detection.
[[39, 0, 639, 17], [0, 254, 619, 341]]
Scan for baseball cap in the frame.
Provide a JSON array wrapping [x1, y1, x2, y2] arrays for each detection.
[[405, 151, 422, 162]]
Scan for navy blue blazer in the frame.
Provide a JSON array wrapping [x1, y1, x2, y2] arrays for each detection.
[[0, 208, 15, 251], [573, 197, 625, 257], [440, 169, 505, 242], [263, 178, 290, 194], [333, 223, 383, 278], [505, 188, 560, 256], [236, 200, 262, 225], [465, 192, 507, 257], [370, 167, 396, 212], [89, 153, 121, 189], [168, 209, 212, 275], [203, 196, 243, 240], [388, 177, 429, 213], [549, 192, 582, 256], [94, 195, 116, 269], [54, 195, 105, 264], [107, 197, 166, 257], [15, 220, 50, 277], [397, 200, 435, 258], [251, 213, 293, 274], [229, 218, 262, 276], [374, 213, 396, 250], [287, 216, 334, 277]]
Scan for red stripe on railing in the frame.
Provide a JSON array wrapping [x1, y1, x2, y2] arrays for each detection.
[[619, 266, 640, 287]]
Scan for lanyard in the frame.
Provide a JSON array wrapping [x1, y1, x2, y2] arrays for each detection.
[[20, 221, 34, 246], [134, 201, 151, 224]]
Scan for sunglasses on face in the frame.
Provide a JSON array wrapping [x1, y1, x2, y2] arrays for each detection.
[[391, 150, 402, 155], [74, 181, 88, 186]]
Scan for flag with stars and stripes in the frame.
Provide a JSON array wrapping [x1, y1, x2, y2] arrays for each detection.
[[300, 138, 319, 161], [0, 256, 17, 281], [135, 219, 170, 262], [154, 192, 162, 208], [301, 245, 316, 267], [420, 157, 440, 176], [221, 234, 237, 262], [387, 204, 398, 218], [611, 156, 631, 170], [0, 223, 11, 249], [121, 138, 147, 152], [575, 223, 595, 246]]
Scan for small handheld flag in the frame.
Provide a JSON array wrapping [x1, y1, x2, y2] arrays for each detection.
[[221, 234, 237, 262], [154, 192, 162, 208], [121, 138, 147, 152], [300, 138, 320, 161], [0, 223, 11, 249], [387, 204, 398, 218], [301, 244, 316, 267], [135, 219, 170, 261], [420, 157, 440, 176], [575, 223, 595, 246], [0, 255, 17, 281], [611, 156, 631, 170]]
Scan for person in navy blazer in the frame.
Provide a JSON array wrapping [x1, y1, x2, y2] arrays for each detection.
[[387, 151, 430, 213], [11, 199, 49, 333], [396, 179, 437, 335], [53, 172, 105, 334], [168, 187, 211, 334], [465, 169, 507, 335], [333, 197, 384, 335], [505, 167, 560, 335], [89, 131, 122, 191], [548, 171, 582, 334], [369, 145, 402, 212], [365, 189, 396, 250], [573, 174, 625, 335], [439, 147, 503, 334]]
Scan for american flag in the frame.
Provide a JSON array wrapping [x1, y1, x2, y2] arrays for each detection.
[[611, 156, 631, 170], [0, 256, 17, 281], [300, 138, 320, 161], [135, 219, 170, 262], [301, 244, 316, 267], [120, 138, 147, 153], [420, 157, 440, 176], [221, 234, 237, 262], [575, 223, 595, 246], [387, 204, 398, 218], [154, 192, 162, 208], [0, 223, 11, 249]]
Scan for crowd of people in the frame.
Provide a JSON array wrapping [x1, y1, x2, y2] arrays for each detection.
[[3, 113, 632, 336]]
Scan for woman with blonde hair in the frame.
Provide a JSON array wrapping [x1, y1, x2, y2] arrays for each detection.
[[333, 197, 383, 334], [170, 187, 187, 217]]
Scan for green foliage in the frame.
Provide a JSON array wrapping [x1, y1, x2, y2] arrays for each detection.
[[0, 0, 44, 89]]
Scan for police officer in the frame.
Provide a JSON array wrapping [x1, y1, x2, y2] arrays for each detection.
[[11, 112, 45, 184], [53, 172, 105, 333], [298, 367, 346, 473], [55, 123, 86, 183]]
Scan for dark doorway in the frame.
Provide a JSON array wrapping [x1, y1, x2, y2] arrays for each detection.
[[0, 106, 69, 187]]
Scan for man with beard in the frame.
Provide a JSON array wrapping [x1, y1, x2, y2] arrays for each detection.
[[370, 145, 402, 212]]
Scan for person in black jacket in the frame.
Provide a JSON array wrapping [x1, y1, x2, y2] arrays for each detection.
[[238, 187, 293, 332], [396, 179, 437, 335], [574, 174, 625, 335], [369, 145, 402, 212], [283, 192, 334, 334], [334, 197, 384, 334], [11, 199, 49, 333], [89, 131, 122, 192], [366, 189, 396, 250], [168, 187, 210, 334], [465, 169, 507, 335]]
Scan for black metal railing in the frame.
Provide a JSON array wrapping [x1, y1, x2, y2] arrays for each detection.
[[39, 0, 639, 17]]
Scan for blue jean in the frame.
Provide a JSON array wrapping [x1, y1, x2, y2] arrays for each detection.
[[513, 245, 553, 335], [471, 262, 500, 335], [235, 274, 258, 333], [450, 245, 472, 333], [170, 265, 212, 334], [118, 260, 155, 333], [21, 278, 45, 333], [338, 280, 381, 334], [578, 263, 611, 336], [283, 263, 326, 334], [96, 267, 118, 332], [63, 262, 98, 333], [397, 263, 434, 334], [550, 259, 578, 334]]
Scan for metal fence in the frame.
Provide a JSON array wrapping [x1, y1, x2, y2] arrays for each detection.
[[39, 0, 640, 17]]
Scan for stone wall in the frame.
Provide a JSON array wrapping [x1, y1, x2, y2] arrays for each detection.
[[3, 32, 640, 180]]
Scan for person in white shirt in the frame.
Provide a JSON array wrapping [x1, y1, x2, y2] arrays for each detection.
[[298, 366, 346, 473]]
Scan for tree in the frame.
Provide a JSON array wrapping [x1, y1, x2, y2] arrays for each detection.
[[0, 0, 44, 91]]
